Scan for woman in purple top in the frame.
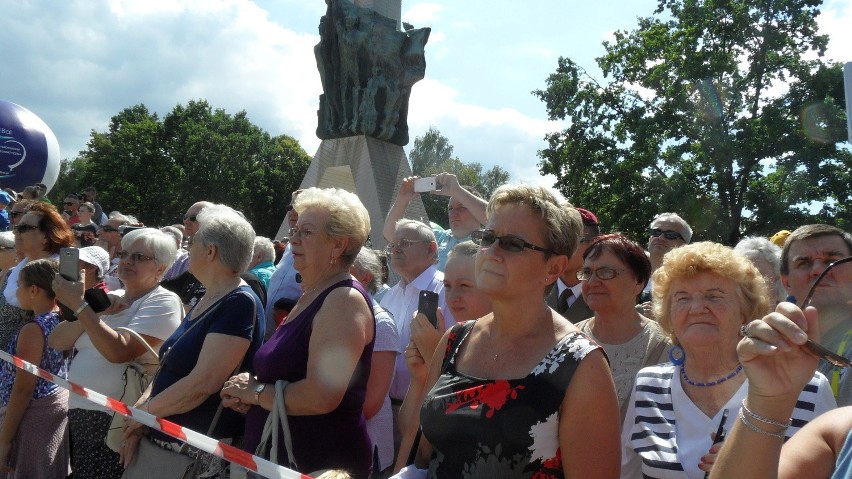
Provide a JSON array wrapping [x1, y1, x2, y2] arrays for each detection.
[[222, 187, 375, 478]]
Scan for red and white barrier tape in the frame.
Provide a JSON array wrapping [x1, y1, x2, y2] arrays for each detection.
[[0, 350, 312, 479]]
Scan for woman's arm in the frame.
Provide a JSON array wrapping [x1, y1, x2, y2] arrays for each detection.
[[560, 348, 621, 479], [364, 351, 396, 419], [147, 332, 250, 417], [778, 407, 852, 479], [0, 323, 43, 466], [47, 318, 86, 350]]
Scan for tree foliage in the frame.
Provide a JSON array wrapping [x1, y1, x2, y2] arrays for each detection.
[[534, 0, 851, 244], [409, 126, 510, 226], [58, 100, 311, 237]]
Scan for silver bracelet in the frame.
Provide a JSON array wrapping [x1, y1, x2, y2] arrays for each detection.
[[741, 399, 793, 428], [738, 408, 787, 440], [73, 301, 89, 316]]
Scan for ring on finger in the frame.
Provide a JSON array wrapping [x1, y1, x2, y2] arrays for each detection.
[[740, 323, 754, 339]]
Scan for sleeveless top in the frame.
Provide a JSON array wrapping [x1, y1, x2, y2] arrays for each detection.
[[243, 279, 376, 479], [0, 311, 67, 405], [833, 427, 852, 479], [0, 270, 32, 354], [421, 320, 601, 478]]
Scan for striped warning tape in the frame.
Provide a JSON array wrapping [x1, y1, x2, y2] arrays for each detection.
[[0, 349, 312, 479]]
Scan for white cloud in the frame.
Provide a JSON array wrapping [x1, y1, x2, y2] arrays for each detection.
[[819, 0, 852, 64], [403, 2, 443, 24]]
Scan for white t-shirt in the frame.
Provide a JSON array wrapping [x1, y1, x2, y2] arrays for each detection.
[[366, 301, 403, 472], [68, 286, 183, 411]]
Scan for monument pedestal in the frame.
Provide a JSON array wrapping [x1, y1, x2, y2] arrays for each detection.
[[276, 135, 428, 248]]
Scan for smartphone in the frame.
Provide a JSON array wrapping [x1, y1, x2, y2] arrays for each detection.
[[413, 177, 436, 193], [84, 288, 112, 313], [418, 290, 439, 329], [59, 247, 80, 281]]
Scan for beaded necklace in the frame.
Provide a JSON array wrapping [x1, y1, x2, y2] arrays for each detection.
[[680, 363, 743, 387]]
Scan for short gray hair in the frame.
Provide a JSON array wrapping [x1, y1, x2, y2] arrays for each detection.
[[294, 187, 371, 266], [733, 236, 781, 274], [159, 226, 184, 249], [195, 204, 256, 274], [449, 240, 479, 260], [353, 247, 385, 294], [253, 236, 275, 263], [0, 231, 14, 249], [394, 218, 438, 263], [121, 228, 178, 272], [650, 212, 693, 243]]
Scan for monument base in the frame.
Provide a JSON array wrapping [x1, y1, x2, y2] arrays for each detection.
[[276, 136, 428, 249]]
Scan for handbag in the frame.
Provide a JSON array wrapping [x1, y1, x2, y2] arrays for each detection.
[[254, 380, 297, 468], [106, 327, 159, 453]]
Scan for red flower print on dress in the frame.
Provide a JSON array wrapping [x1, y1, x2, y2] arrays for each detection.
[[445, 380, 525, 418], [530, 450, 563, 479]]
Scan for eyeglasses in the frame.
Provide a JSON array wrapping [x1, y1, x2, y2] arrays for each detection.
[[577, 266, 626, 281], [63, 201, 77, 206], [115, 251, 155, 263], [649, 228, 685, 241], [99, 225, 119, 233], [470, 230, 554, 254], [14, 224, 40, 234], [288, 227, 318, 239], [286, 204, 294, 212], [9, 211, 24, 219], [183, 214, 198, 222], [385, 238, 428, 252]]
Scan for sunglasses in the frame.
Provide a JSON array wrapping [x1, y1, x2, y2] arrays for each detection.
[[99, 225, 119, 233], [471, 230, 554, 254], [577, 266, 626, 281], [115, 251, 155, 263], [649, 228, 684, 241], [286, 204, 294, 212], [63, 201, 77, 206], [385, 238, 428, 252], [9, 211, 24, 219], [183, 214, 198, 222], [14, 224, 40, 234]]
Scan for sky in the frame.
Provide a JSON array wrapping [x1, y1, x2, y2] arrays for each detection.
[[1, 0, 850, 198]]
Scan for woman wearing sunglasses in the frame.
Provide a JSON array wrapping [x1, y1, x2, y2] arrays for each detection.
[[400, 184, 621, 478], [1, 202, 75, 355], [51, 228, 183, 478], [620, 242, 836, 478], [574, 234, 671, 419]]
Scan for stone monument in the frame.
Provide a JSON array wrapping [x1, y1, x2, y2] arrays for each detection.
[[280, 0, 430, 247]]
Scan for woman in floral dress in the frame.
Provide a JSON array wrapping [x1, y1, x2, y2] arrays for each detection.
[[402, 184, 621, 478]]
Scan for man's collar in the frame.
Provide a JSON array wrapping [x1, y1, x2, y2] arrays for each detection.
[[402, 264, 441, 288]]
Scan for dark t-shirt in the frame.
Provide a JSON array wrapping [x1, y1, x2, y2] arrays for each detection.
[[150, 285, 264, 440]]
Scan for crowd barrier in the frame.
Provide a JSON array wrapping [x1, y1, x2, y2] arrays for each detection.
[[0, 350, 313, 479]]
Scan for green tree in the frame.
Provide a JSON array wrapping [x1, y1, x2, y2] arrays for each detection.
[[533, 0, 850, 244], [63, 101, 311, 237], [408, 127, 510, 226]]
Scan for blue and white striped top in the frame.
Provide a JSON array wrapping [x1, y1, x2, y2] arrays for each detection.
[[621, 363, 836, 479]]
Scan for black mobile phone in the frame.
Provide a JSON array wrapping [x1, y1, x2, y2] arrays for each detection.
[[418, 290, 439, 329], [84, 288, 112, 313], [59, 247, 80, 281], [704, 409, 729, 478]]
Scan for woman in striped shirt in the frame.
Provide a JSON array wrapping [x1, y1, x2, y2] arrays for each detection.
[[620, 242, 835, 478]]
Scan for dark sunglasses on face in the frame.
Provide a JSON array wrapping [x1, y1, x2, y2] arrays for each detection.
[[649, 228, 684, 241], [63, 201, 77, 206], [115, 251, 155, 262], [577, 266, 626, 281], [471, 230, 554, 254], [14, 224, 40, 234], [286, 204, 294, 212], [183, 214, 198, 222], [99, 225, 119, 233], [8, 211, 23, 219]]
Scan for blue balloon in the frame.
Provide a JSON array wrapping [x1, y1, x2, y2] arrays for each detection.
[[0, 100, 61, 193]]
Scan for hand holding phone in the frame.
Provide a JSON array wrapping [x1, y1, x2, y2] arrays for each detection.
[[59, 247, 80, 281], [413, 177, 436, 193], [418, 290, 439, 329]]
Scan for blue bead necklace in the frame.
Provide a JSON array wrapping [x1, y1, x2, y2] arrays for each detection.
[[680, 363, 743, 387]]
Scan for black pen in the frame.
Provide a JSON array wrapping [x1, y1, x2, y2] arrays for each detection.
[[704, 409, 729, 478]]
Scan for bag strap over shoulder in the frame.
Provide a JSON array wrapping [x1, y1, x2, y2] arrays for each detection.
[[115, 326, 159, 358]]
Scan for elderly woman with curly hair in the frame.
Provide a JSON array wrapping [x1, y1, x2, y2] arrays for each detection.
[[400, 184, 620, 478], [621, 242, 836, 479], [1, 202, 75, 352], [221, 188, 375, 478]]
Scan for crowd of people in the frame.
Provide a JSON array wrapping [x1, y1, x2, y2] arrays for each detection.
[[0, 175, 848, 479]]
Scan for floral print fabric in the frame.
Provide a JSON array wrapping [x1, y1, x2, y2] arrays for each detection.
[[421, 321, 600, 478]]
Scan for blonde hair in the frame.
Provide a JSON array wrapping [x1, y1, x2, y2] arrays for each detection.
[[294, 187, 371, 265], [652, 241, 770, 339], [486, 184, 582, 257]]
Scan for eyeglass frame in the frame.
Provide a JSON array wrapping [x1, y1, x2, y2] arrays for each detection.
[[14, 224, 41, 234], [385, 238, 429, 252], [183, 214, 198, 222], [576, 266, 627, 281], [649, 228, 685, 241], [115, 251, 156, 263], [470, 229, 555, 254], [99, 225, 120, 233]]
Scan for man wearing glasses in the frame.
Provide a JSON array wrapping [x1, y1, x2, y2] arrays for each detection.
[[545, 207, 598, 323], [98, 214, 130, 290], [160, 201, 213, 310], [780, 224, 852, 406], [62, 194, 82, 225]]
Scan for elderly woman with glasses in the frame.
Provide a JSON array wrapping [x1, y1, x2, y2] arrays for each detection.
[[119, 206, 263, 478], [620, 242, 836, 478], [399, 185, 621, 478], [221, 188, 375, 478], [0, 202, 75, 353], [50, 228, 184, 478], [574, 234, 671, 418]]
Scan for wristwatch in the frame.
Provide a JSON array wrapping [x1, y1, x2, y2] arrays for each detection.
[[253, 382, 266, 405]]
